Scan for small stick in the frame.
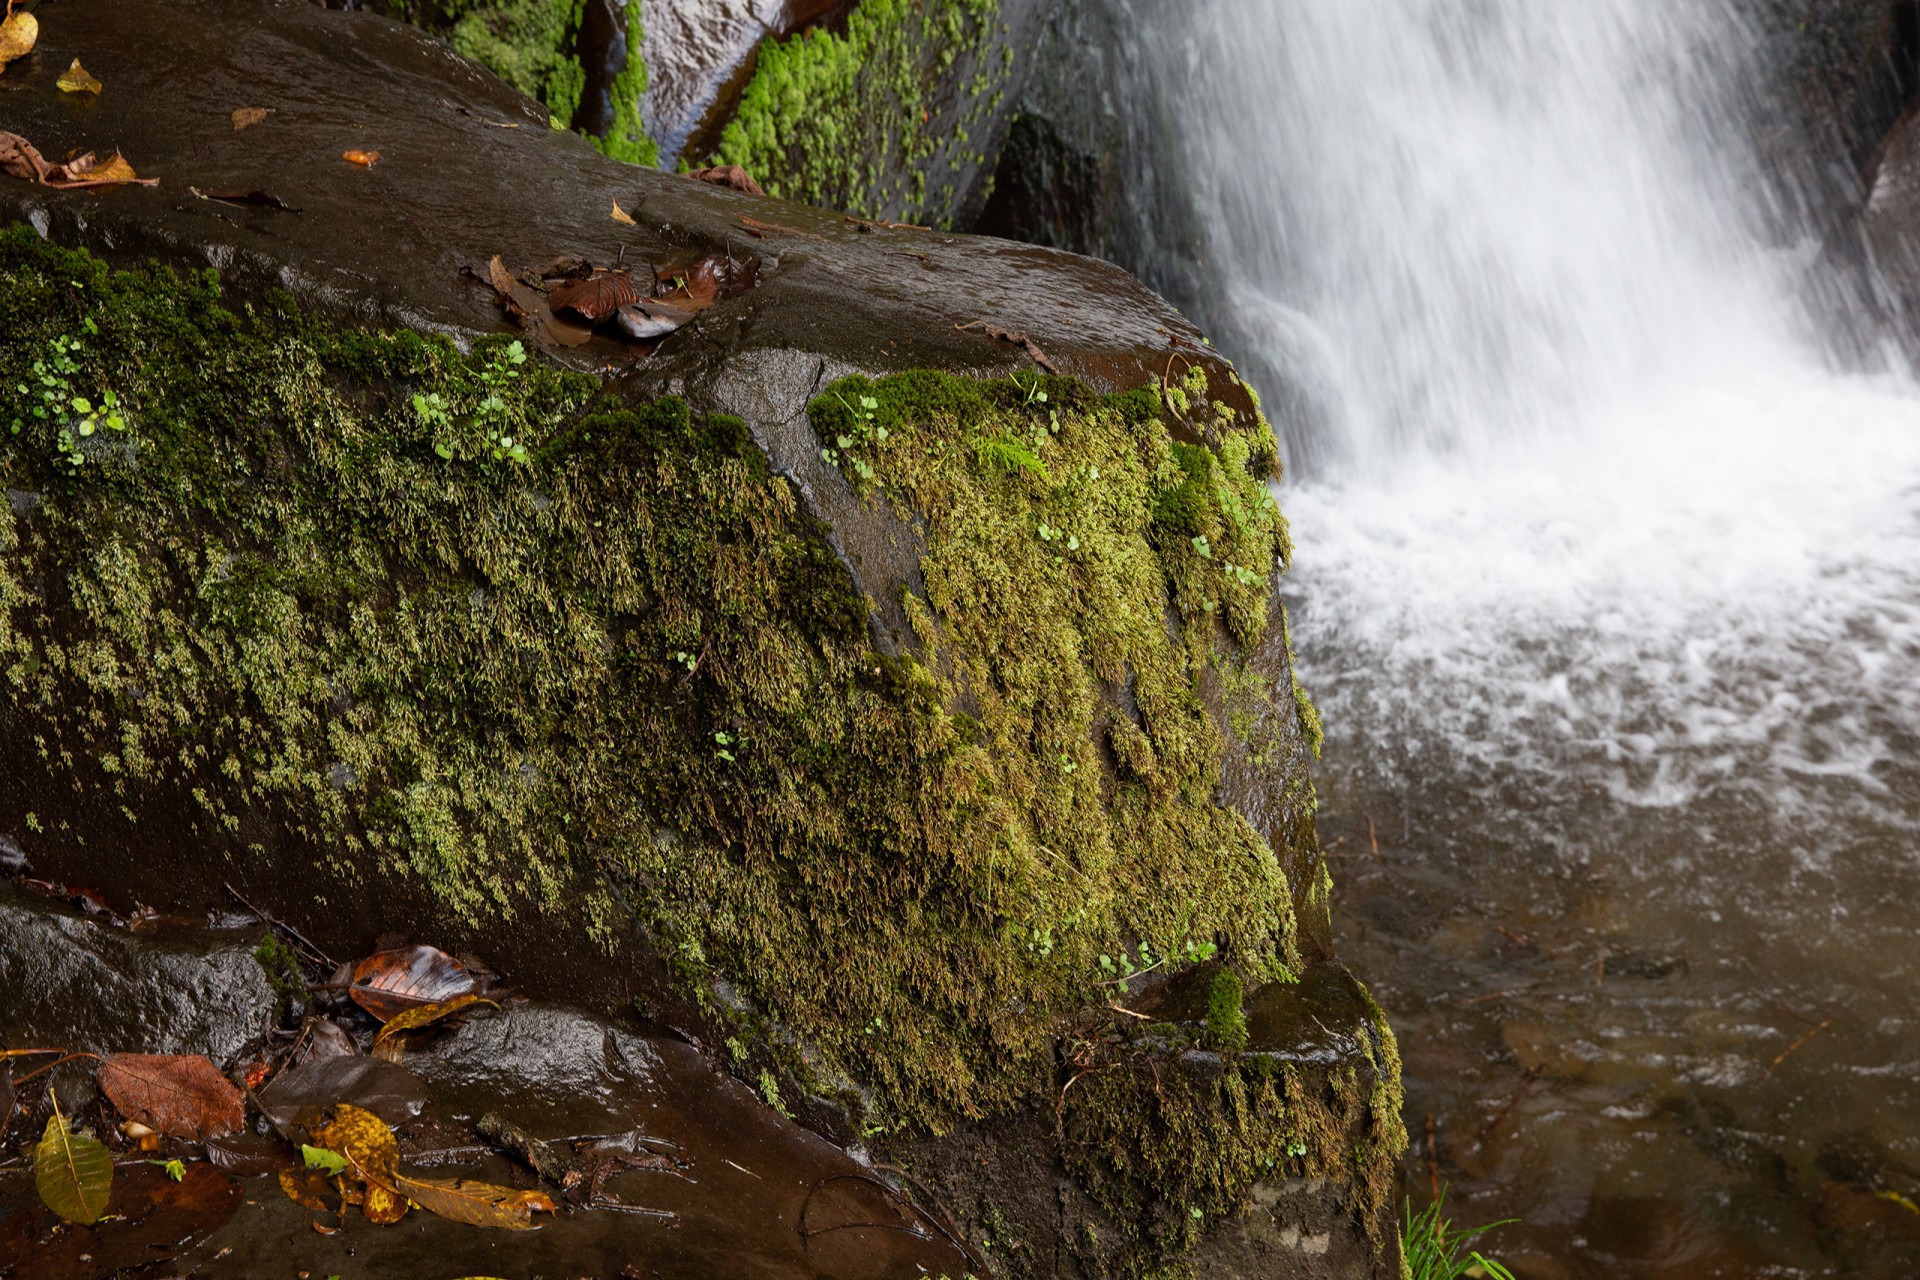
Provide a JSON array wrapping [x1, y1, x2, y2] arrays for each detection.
[[1107, 1003, 1152, 1021], [1424, 1113, 1440, 1201], [1367, 815, 1380, 860], [1767, 1018, 1834, 1072], [478, 1111, 579, 1186], [1495, 926, 1533, 948], [1478, 1073, 1539, 1144], [1595, 946, 1607, 988], [1462, 986, 1534, 1007], [225, 882, 333, 969]]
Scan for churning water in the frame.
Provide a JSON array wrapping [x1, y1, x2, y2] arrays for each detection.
[[1120, 0, 1920, 1272]]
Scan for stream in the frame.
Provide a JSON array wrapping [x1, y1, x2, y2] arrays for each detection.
[[1119, 0, 1920, 1274]]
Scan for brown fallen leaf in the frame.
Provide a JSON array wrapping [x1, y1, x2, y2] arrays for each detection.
[[0, 7, 36, 71], [957, 321, 1059, 375], [56, 59, 102, 95], [393, 1173, 556, 1230], [97, 1053, 246, 1141], [610, 196, 635, 225], [686, 164, 765, 197], [231, 107, 270, 131], [347, 944, 484, 1021], [0, 131, 48, 183], [476, 256, 593, 349], [548, 270, 641, 322], [342, 149, 380, 168], [370, 993, 496, 1056]]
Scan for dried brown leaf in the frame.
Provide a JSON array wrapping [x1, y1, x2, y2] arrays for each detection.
[[686, 164, 765, 197], [0, 130, 48, 183], [611, 196, 635, 225], [371, 993, 496, 1054], [42, 150, 159, 190], [98, 1053, 246, 1140], [231, 107, 270, 131], [342, 149, 380, 168], [548, 271, 641, 322]]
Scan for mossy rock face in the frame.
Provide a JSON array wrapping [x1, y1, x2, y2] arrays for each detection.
[[694, 0, 1051, 228], [0, 3, 1396, 1273]]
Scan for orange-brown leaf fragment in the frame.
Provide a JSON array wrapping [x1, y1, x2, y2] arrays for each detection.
[[231, 107, 270, 131], [342, 149, 380, 167], [56, 59, 102, 95], [686, 164, 765, 197], [610, 196, 635, 225], [393, 1173, 556, 1229], [42, 150, 158, 190], [98, 1053, 246, 1140], [0, 9, 37, 71], [278, 1166, 336, 1213]]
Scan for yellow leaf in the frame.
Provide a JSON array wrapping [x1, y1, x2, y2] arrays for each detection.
[[371, 992, 497, 1054], [33, 1108, 113, 1225], [393, 1173, 556, 1229], [611, 197, 635, 225], [310, 1102, 400, 1192], [364, 1181, 410, 1224], [231, 107, 270, 131], [56, 58, 101, 95], [0, 9, 36, 71]]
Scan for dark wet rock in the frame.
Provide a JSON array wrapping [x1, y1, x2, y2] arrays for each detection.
[[1868, 99, 1920, 310], [0, 881, 273, 1065]]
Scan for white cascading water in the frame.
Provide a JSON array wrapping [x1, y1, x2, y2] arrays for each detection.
[[1130, 0, 1920, 825], [1116, 0, 1920, 1263]]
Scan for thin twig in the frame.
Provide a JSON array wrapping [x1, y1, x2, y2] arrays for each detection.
[[1767, 1018, 1834, 1072], [225, 882, 333, 969], [1367, 815, 1380, 860], [1424, 1114, 1440, 1201]]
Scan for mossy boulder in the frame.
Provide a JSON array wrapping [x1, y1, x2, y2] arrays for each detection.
[[0, 1, 1400, 1274]]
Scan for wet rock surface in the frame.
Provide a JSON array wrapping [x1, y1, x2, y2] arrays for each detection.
[[0, 883, 975, 1279], [0, 882, 273, 1065]]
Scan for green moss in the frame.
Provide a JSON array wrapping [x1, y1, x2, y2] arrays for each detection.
[[704, 0, 1007, 224], [1062, 996, 1406, 1272], [253, 933, 303, 999], [1203, 968, 1247, 1054], [0, 230, 1367, 1269], [376, 0, 658, 167]]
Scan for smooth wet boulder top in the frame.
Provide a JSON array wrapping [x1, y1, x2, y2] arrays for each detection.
[[0, 0, 1214, 389]]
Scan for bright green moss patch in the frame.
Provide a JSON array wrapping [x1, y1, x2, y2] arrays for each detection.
[[376, 0, 658, 166], [0, 227, 1314, 1165], [705, 0, 1008, 224]]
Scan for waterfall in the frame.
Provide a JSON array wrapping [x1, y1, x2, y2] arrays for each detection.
[[1112, 0, 1920, 813]]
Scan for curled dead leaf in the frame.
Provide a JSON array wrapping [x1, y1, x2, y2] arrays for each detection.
[[309, 1102, 401, 1196], [686, 164, 765, 197], [548, 270, 641, 322], [478, 256, 594, 350], [611, 196, 635, 225], [56, 59, 102, 95], [614, 300, 696, 342], [231, 107, 270, 131], [2, 136, 162, 190], [0, 8, 36, 71], [342, 149, 380, 168]]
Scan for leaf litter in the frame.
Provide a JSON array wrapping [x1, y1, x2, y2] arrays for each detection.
[[0, 3, 35, 71], [55, 59, 101, 95], [0, 131, 158, 190], [482, 247, 759, 349]]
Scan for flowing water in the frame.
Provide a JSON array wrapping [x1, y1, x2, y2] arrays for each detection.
[[1117, 0, 1920, 1273]]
